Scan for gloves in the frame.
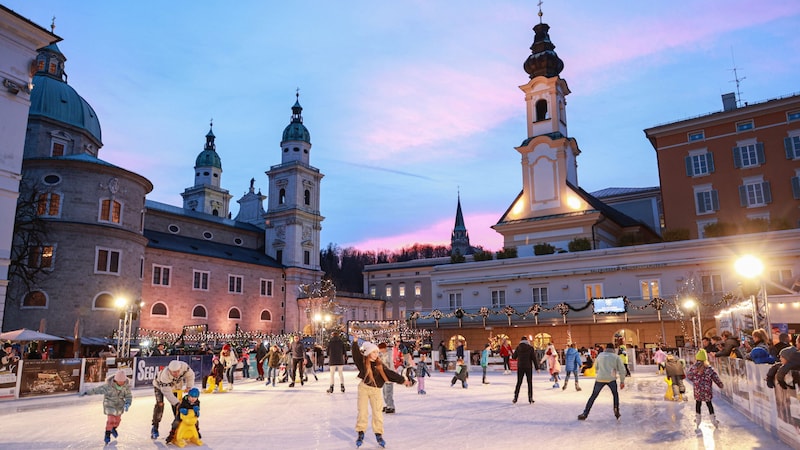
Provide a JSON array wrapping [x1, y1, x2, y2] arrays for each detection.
[[180, 408, 188, 416], [124, 402, 130, 412], [193, 405, 200, 418]]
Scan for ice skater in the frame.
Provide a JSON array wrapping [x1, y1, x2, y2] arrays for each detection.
[[563, 343, 582, 391], [541, 343, 561, 388], [219, 344, 237, 390], [327, 331, 347, 393], [451, 357, 469, 388], [165, 388, 201, 444], [351, 338, 413, 447], [417, 353, 431, 394], [81, 369, 132, 444], [512, 336, 537, 404], [480, 343, 491, 384], [664, 354, 688, 401], [577, 342, 626, 421], [151, 359, 195, 439], [686, 349, 723, 429], [378, 343, 396, 413]]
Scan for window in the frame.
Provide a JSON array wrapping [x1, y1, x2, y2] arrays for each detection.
[[700, 274, 723, 300], [792, 174, 800, 200], [739, 180, 772, 207], [768, 269, 794, 295], [99, 199, 122, 224], [732, 143, 764, 168], [694, 187, 719, 214], [414, 300, 423, 311], [414, 282, 422, 297], [785, 136, 800, 159], [276, 250, 283, 264], [304, 250, 310, 265], [152, 265, 171, 287], [22, 291, 47, 308], [27, 245, 54, 269], [151, 302, 168, 316], [788, 111, 800, 122], [304, 189, 311, 205], [193, 270, 210, 291], [684, 152, 714, 177], [168, 224, 180, 233], [385, 303, 393, 319], [491, 289, 506, 308], [51, 141, 65, 156], [584, 283, 603, 300], [399, 283, 406, 298], [228, 308, 241, 319], [95, 247, 120, 274], [370, 284, 377, 296], [639, 279, 660, 300], [43, 174, 61, 185], [192, 305, 207, 318], [398, 301, 407, 319], [260, 310, 272, 321], [736, 120, 754, 132], [202, 231, 213, 240], [532, 287, 549, 306], [37, 192, 61, 216], [93, 293, 115, 309], [279, 188, 286, 204], [228, 275, 243, 294], [448, 292, 462, 309], [385, 284, 392, 298], [260, 279, 273, 297], [139, 257, 144, 280], [535, 99, 549, 122], [688, 131, 705, 142]]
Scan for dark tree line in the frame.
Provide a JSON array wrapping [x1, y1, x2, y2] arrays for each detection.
[[320, 242, 450, 293]]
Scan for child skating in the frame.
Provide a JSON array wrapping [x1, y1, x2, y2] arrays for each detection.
[[351, 337, 413, 448], [541, 343, 561, 388], [165, 388, 202, 444], [451, 357, 469, 388], [686, 349, 723, 430], [81, 369, 132, 444], [417, 354, 431, 394]]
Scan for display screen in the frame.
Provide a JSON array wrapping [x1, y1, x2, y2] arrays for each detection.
[[592, 296, 627, 314]]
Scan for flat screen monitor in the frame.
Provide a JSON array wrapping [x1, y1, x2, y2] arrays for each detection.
[[592, 296, 627, 314]]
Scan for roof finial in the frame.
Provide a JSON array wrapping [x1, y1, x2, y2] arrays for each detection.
[[50, 16, 56, 33], [209, 118, 213, 129], [296, 87, 300, 101], [537, 0, 544, 24]]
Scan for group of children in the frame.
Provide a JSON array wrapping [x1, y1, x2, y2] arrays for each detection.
[[660, 348, 725, 430]]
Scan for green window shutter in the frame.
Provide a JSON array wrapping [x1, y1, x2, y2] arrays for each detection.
[[696, 192, 706, 213], [791, 177, 800, 199], [756, 143, 765, 165], [785, 137, 795, 159], [738, 185, 748, 206], [711, 190, 719, 211], [762, 181, 772, 204], [685, 156, 693, 176], [733, 147, 742, 168], [706, 152, 715, 173]]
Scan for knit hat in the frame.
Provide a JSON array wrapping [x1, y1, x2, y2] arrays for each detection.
[[188, 388, 200, 398], [361, 342, 379, 356], [779, 346, 797, 360], [168, 360, 182, 371], [377, 342, 387, 350], [113, 370, 127, 383], [520, 336, 528, 341], [695, 349, 708, 361], [222, 344, 231, 351]]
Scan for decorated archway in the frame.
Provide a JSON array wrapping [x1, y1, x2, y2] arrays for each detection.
[[613, 328, 639, 347], [447, 334, 466, 351], [532, 333, 552, 350]]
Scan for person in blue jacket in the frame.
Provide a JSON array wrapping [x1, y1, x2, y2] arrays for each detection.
[[563, 342, 582, 391]]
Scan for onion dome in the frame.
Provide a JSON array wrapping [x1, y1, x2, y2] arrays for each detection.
[[523, 22, 564, 79], [28, 43, 102, 143], [195, 125, 222, 169], [281, 93, 310, 144]]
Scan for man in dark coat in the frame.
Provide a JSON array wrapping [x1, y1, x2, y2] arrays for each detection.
[[289, 335, 305, 387], [255, 342, 268, 381], [512, 336, 538, 404], [714, 330, 743, 358], [326, 332, 347, 393]]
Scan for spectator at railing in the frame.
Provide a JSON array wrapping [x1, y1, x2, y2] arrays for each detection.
[[745, 329, 775, 364]]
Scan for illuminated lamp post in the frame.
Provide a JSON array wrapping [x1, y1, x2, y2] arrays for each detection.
[[115, 297, 144, 358], [735, 255, 770, 332], [682, 298, 702, 348]]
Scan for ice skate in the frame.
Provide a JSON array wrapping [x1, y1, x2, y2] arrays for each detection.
[[553, 382, 559, 389], [575, 382, 581, 391], [356, 431, 364, 447], [110, 428, 118, 438], [341, 384, 346, 393], [376, 433, 386, 448], [104, 431, 111, 444], [151, 426, 159, 440], [614, 407, 620, 420], [578, 412, 588, 420], [327, 384, 334, 394], [710, 414, 719, 428]]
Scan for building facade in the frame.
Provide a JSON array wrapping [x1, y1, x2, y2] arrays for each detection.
[[645, 94, 800, 239]]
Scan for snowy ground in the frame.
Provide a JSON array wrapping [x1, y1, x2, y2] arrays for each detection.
[[0, 366, 789, 449]]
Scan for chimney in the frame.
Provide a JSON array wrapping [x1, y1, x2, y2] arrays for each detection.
[[722, 92, 737, 111]]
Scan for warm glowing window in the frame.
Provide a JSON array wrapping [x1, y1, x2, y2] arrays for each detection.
[[100, 199, 121, 223], [639, 279, 660, 300], [37, 193, 61, 216]]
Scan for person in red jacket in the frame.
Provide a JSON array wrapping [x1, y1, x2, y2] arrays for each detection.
[[499, 338, 513, 374]]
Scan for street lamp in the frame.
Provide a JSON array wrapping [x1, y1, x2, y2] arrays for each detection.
[[682, 298, 702, 348], [735, 255, 770, 332], [116, 297, 144, 358]]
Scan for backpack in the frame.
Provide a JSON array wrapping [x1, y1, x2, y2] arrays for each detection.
[[305, 354, 313, 368]]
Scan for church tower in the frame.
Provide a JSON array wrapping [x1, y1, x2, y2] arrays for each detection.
[[264, 94, 324, 269], [450, 193, 471, 257], [181, 124, 233, 217]]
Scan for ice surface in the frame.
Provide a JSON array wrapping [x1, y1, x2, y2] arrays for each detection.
[[0, 367, 789, 449]]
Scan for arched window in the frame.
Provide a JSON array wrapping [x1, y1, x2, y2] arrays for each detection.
[[279, 188, 286, 204], [151, 302, 168, 316], [212, 209, 219, 217], [192, 305, 207, 318], [398, 301, 407, 319], [228, 307, 241, 319], [22, 291, 48, 308], [260, 310, 272, 321], [304, 189, 311, 205], [414, 300, 423, 312], [535, 99, 549, 122], [384, 302, 393, 320], [93, 293, 115, 310]]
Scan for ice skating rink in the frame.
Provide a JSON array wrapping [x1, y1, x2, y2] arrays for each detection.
[[0, 368, 789, 449]]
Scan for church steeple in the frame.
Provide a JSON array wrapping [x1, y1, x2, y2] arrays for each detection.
[[181, 122, 232, 217], [450, 193, 471, 257]]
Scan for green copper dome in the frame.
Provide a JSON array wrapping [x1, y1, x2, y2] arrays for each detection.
[[281, 97, 310, 144], [28, 42, 102, 143], [195, 127, 222, 169]]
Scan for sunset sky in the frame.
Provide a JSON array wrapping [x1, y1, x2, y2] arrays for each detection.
[[6, 1, 800, 252]]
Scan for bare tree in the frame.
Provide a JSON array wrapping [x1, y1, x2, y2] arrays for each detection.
[[6, 178, 51, 301]]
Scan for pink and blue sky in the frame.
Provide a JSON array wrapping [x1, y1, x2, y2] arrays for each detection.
[[6, 1, 800, 251]]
